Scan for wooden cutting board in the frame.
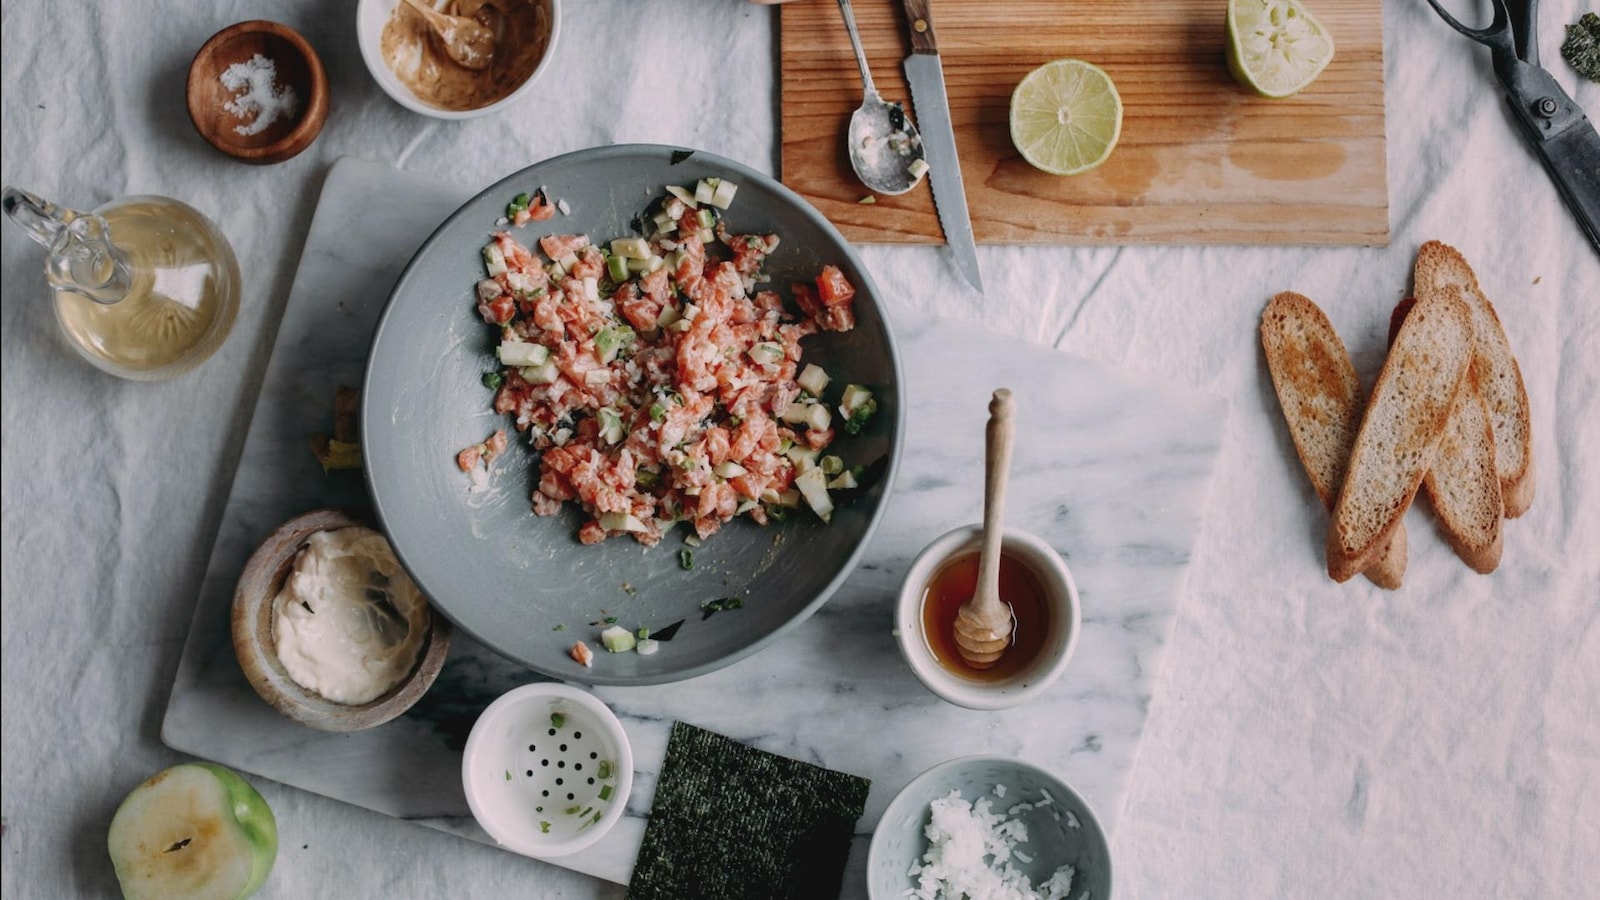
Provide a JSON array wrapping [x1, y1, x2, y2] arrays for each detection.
[[779, 0, 1388, 246]]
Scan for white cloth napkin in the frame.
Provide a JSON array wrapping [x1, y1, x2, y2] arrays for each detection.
[[2, 1, 1595, 898]]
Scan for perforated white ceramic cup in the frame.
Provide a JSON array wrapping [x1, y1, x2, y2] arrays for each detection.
[[462, 682, 632, 857]]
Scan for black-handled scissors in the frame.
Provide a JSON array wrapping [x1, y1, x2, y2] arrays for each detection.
[[1425, 0, 1600, 256]]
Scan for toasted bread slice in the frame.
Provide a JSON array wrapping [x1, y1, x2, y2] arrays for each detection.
[[1413, 241, 1534, 517], [1424, 367, 1504, 571], [1327, 287, 1474, 582], [1389, 298, 1505, 573], [1261, 291, 1406, 588]]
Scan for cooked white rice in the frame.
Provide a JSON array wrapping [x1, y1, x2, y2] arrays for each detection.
[[904, 787, 1080, 900]]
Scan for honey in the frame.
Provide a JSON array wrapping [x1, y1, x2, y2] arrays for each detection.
[[920, 549, 1051, 682]]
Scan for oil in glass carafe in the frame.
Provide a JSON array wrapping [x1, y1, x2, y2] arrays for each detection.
[[3, 188, 241, 381]]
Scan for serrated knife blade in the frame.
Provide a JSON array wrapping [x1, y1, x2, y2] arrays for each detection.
[[899, 1, 982, 294]]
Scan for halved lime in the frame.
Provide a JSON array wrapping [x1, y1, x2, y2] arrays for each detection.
[[1009, 59, 1123, 176], [1227, 0, 1336, 99]]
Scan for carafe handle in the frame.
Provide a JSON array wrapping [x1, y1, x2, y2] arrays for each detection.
[[2, 186, 132, 305]]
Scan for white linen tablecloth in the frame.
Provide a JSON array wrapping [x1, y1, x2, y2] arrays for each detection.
[[3, 1, 1596, 897]]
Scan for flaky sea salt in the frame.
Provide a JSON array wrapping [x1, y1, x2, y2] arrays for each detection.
[[220, 54, 299, 136], [908, 789, 1079, 900]]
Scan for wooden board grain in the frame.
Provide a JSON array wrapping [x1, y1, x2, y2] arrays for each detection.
[[780, 0, 1388, 246]]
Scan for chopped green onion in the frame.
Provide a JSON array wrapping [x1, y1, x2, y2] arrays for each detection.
[[540, 821, 551, 834], [565, 805, 582, 815], [550, 713, 565, 729], [597, 760, 613, 779], [594, 326, 635, 364], [635, 468, 659, 489], [482, 371, 504, 390], [649, 402, 667, 423], [506, 192, 532, 218], [845, 399, 877, 435], [700, 596, 745, 614], [679, 549, 694, 570]]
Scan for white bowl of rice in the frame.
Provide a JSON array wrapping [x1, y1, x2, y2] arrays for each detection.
[[867, 756, 1112, 900]]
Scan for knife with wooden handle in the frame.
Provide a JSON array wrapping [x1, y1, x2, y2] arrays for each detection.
[[899, 0, 983, 294]]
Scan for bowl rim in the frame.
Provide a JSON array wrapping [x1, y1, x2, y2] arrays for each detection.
[[895, 524, 1081, 710], [230, 507, 454, 731], [461, 682, 634, 857], [186, 19, 329, 163], [866, 754, 1112, 899], [359, 142, 905, 685], [355, 0, 562, 120]]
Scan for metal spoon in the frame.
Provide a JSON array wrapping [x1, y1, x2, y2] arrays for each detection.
[[954, 389, 1018, 669], [836, 0, 927, 195], [401, 0, 497, 71]]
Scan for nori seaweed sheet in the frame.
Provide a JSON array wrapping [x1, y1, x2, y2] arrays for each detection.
[[626, 722, 871, 899]]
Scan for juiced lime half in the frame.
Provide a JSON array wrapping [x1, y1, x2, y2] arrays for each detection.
[[1227, 0, 1336, 98], [1009, 59, 1124, 176]]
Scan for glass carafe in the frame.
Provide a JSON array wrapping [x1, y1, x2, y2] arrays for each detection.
[[3, 187, 241, 381]]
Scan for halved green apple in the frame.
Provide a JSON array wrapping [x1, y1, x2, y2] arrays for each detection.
[[107, 763, 278, 900]]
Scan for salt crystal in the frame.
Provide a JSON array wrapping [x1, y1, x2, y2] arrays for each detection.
[[219, 54, 300, 137]]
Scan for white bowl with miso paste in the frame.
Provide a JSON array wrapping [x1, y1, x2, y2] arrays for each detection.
[[896, 525, 1080, 710]]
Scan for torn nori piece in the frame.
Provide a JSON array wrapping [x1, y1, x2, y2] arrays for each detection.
[[626, 722, 870, 900], [669, 149, 695, 165], [649, 619, 686, 642]]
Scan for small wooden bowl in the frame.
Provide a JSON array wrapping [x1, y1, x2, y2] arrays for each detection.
[[232, 508, 452, 732], [187, 20, 328, 165]]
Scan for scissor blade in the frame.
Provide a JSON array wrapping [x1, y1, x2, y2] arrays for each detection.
[[1495, 53, 1600, 256], [1530, 115, 1600, 256]]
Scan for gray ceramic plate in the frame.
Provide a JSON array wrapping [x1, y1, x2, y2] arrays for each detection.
[[362, 144, 902, 685]]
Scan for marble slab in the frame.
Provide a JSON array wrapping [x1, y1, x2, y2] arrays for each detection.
[[162, 156, 1227, 892]]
